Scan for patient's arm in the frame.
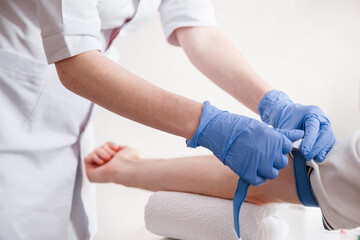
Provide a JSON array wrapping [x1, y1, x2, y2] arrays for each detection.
[[125, 155, 300, 205], [86, 143, 301, 205]]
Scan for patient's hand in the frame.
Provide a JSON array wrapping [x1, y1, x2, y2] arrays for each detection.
[[85, 142, 140, 184]]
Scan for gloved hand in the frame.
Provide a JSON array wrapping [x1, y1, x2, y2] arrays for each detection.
[[258, 90, 336, 162], [187, 101, 304, 186]]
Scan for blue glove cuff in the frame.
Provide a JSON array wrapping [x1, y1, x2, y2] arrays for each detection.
[[186, 101, 224, 148], [258, 90, 292, 127]]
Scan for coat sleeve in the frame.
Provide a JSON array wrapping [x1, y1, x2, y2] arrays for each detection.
[[158, 0, 218, 46], [36, 0, 102, 64]]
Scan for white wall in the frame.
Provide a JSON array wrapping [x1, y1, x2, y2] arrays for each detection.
[[94, 0, 360, 239]]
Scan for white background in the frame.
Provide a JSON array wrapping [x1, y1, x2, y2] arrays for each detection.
[[93, 0, 360, 239]]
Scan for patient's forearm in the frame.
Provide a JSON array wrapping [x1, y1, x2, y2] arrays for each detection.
[[122, 155, 300, 205], [127, 156, 237, 199]]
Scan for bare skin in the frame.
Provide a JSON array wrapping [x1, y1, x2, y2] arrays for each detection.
[[55, 51, 202, 140], [85, 143, 301, 205], [176, 27, 272, 113], [54, 27, 272, 139]]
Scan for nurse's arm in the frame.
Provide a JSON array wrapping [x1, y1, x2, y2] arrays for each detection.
[[54, 50, 202, 140], [175, 26, 272, 113]]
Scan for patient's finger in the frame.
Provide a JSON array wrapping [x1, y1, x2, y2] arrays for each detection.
[[107, 142, 126, 152], [90, 153, 104, 165], [101, 144, 115, 157], [96, 148, 111, 160]]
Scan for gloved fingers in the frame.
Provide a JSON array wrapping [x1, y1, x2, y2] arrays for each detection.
[[266, 167, 279, 180], [315, 144, 333, 163], [257, 164, 279, 180], [315, 128, 336, 162], [273, 154, 289, 169], [301, 116, 321, 157], [306, 125, 336, 161], [242, 162, 267, 186], [276, 129, 304, 142], [282, 135, 294, 154], [244, 174, 267, 186]]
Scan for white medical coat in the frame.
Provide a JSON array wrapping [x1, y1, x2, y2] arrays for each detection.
[[0, 0, 217, 239]]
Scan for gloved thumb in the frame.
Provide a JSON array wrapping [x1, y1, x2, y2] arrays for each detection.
[[282, 135, 294, 154], [276, 129, 305, 142]]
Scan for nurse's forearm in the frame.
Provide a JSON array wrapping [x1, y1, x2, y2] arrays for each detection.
[[176, 27, 272, 113], [55, 50, 202, 139]]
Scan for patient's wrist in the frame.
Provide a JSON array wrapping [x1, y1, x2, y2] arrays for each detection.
[[110, 158, 143, 187]]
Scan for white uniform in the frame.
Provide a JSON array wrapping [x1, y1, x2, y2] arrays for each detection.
[[0, 0, 217, 239], [308, 130, 360, 230]]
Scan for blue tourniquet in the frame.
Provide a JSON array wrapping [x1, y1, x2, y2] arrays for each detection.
[[233, 149, 319, 239], [292, 148, 319, 207], [233, 178, 249, 239]]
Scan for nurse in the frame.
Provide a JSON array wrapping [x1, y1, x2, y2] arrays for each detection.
[[0, 0, 335, 239]]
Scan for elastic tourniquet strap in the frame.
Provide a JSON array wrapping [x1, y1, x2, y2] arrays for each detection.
[[233, 149, 318, 239], [292, 148, 319, 207], [233, 178, 250, 239]]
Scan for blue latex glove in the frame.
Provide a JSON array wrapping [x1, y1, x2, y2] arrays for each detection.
[[258, 90, 336, 162], [187, 101, 304, 186]]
